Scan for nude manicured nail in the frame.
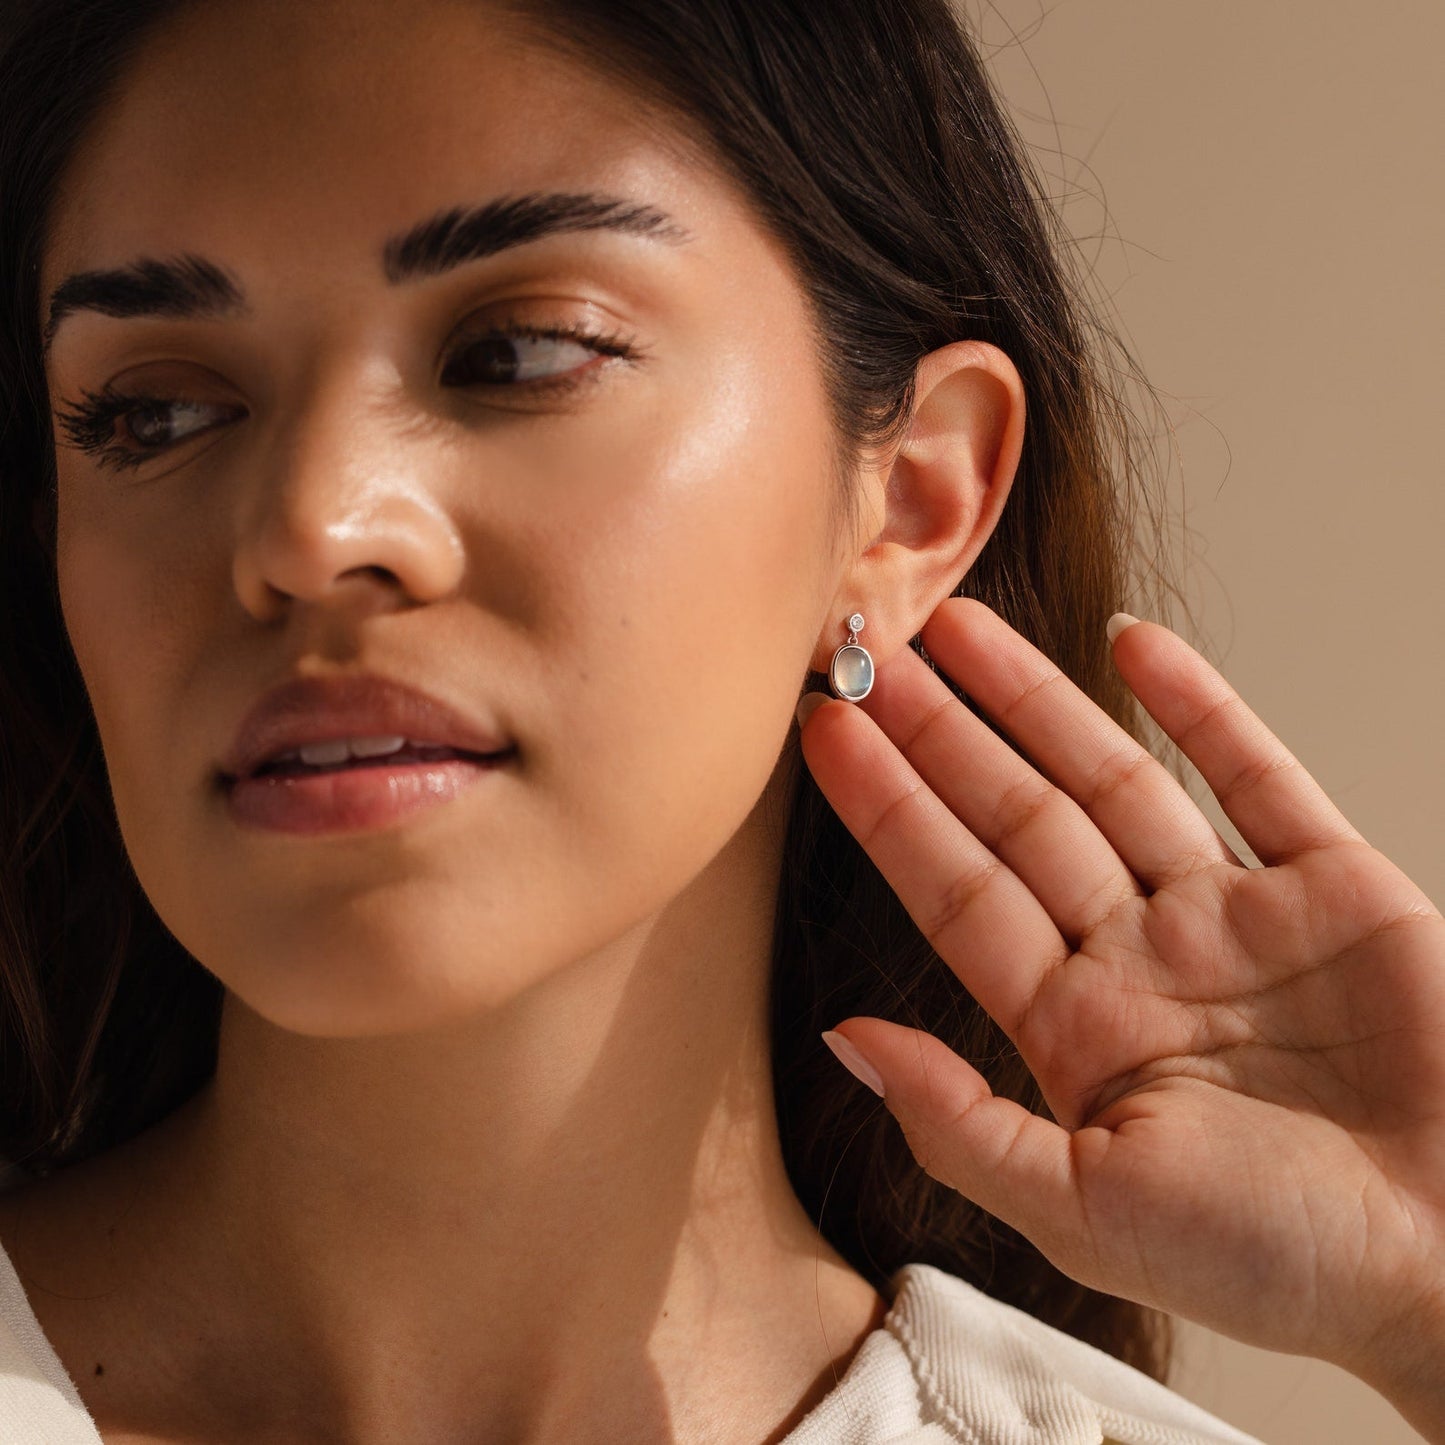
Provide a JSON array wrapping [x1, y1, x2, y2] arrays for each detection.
[[795, 691, 829, 728], [821, 1029, 885, 1097], [1106, 612, 1141, 644]]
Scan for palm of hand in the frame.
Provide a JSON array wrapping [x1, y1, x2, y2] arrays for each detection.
[[798, 599, 1445, 1382], [1027, 839, 1445, 1359]]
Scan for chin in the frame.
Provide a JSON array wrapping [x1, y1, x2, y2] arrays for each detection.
[[210, 936, 539, 1041]]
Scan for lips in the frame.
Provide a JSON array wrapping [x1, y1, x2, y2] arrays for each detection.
[[219, 673, 513, 784]]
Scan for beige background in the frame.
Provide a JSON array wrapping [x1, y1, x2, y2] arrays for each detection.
[[961, 2, 1443, 1441], [1, 4, 1436, 1439]]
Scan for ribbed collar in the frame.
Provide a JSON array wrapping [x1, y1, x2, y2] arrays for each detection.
[[780, 1263, 1263, 1445]]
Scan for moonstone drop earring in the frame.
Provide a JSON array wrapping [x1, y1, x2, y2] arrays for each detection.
[[828, 613, 874, 702]]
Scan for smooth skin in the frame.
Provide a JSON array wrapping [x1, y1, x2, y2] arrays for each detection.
[[798, 605, 1445, 1440], [9, 1, 1443, 1444], [5, 1, 1024, 1443]]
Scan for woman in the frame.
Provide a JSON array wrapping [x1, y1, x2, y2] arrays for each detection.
[[1, 0, 1441, 1441]]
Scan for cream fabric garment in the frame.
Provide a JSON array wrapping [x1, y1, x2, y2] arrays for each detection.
[[777, 1263, 1264, 1444], [1, 1162, 1263, 1444]]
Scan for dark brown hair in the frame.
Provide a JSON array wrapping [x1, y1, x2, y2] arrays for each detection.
[[0, 0, 1193, 1378]]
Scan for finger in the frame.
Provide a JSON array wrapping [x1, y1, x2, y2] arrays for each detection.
[[799, 694, 1068, 1039], [1108, 617, 1368, 866], [916, 600, 1243, 890], [857, 640, 1150, 947], [828, 1018, 1098, 1282]]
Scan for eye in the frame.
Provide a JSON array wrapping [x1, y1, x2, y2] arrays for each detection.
[[54, 384, 246, 473], [127, 398, 227, 448], [439, 318, 639, 394], [53, 319, 644, 475]]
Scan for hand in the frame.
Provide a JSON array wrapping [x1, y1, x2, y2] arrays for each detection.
[[797, 599, 1445, 1430]]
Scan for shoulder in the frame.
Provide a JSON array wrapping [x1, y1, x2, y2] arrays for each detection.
[[784, 1263, 1264, 1445]]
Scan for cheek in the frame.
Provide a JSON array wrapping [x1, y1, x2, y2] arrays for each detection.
[[55, 494, 209, 846], [42, 331, 839, 1036], [517, 345, 835, 870]]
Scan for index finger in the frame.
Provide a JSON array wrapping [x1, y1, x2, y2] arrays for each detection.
[[798, 679, 1070, 1041], [910, 599, 1240, 889]]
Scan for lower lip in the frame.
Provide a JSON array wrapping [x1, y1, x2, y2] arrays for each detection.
[[224, 754, 513, 835]]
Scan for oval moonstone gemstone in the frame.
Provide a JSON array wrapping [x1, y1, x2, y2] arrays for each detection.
[[830, 643, 874, 701]]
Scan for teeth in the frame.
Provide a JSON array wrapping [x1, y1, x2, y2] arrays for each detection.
[[347, 735, 413, 759], [279, 735, 412, 767], [295, 739, 357, 767]]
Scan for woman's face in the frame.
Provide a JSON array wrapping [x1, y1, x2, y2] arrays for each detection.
[[40, 0, 853, 1036]]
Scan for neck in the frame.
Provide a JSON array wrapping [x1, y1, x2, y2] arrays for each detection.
[[25, 750, 887, 1442]]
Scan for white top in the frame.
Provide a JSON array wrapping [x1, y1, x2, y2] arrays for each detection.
[[0, 1236, 1262, 1444], [779, 1264, 1263, 1444]]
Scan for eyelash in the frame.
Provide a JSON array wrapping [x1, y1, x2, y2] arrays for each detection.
[[53, 318, 642, 473]]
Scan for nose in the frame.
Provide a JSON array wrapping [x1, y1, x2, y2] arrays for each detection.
[[231, 365, 467, 624]]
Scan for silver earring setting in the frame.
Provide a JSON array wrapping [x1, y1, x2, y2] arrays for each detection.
[[828, 612, 874, 702]]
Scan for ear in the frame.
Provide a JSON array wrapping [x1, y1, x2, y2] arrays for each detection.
[[808, 340, 1025, 678]]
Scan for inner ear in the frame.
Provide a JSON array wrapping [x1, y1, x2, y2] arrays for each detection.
[[901, 354, 1021, 481]]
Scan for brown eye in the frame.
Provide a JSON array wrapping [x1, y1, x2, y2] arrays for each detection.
[[441, 330, 599, 387], [438, 319, 639, 394], [55, 384, 246, 473], [125, 398, 228, 448]]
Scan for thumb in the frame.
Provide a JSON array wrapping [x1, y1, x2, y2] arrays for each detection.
[[824, 1018, 1094, 1277]]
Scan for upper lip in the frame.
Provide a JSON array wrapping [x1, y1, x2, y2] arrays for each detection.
[[219, 672, 513, 782]]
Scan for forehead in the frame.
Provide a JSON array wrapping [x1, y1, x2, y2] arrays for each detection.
[[42, 0, 741, 299]]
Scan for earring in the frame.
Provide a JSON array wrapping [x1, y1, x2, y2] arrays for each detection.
[[828, 612, 874, 702]]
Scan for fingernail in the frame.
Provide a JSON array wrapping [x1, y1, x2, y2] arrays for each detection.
[[1106, 612, 1141, 644], [795, 691, 830, 728], [821, 1029, 885, 1097]]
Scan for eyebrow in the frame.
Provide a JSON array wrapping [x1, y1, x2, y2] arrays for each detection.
[[42, 190, 692, 355]]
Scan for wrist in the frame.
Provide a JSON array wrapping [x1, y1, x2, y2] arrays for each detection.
[[1344, 1281, 1445, 1442]]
